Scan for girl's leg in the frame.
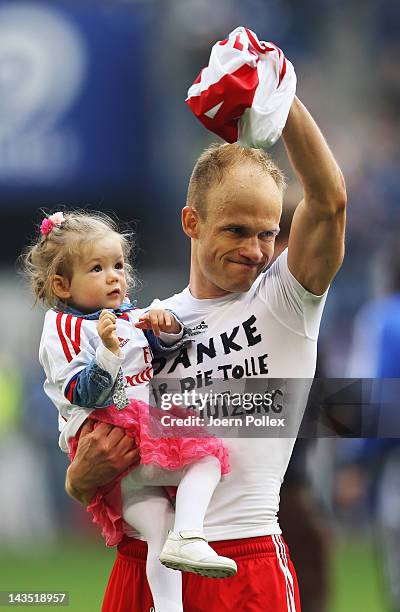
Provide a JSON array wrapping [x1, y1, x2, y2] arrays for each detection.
[[121, 456, 221, 533], [121, 481, 183, 612], [173, 455, 221, 532], [160, 456, 237, 578]]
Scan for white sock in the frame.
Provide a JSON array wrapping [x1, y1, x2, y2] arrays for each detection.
[[173, 456, 221, 534]]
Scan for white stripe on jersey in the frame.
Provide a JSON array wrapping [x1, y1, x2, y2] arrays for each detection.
[[272, 535, 296, 612], [57, 313, 79, 362]]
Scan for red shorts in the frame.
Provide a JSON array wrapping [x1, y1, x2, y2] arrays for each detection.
[[102, 534, 301, 612]]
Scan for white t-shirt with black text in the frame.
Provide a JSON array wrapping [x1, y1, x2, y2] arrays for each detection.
[[152, 249, 327, 541]]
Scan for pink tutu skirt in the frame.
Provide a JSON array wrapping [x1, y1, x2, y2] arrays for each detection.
[[69, 399, 230, 547]]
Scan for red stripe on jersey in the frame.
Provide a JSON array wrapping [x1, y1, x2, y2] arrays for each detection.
[[118, 313, 129, 321], [233, 34, 243, 51], [245, 28, 276, 54], [186, 63, 258, 143], [66, 378, 78, 403], [262, 41, 287, 86], [279, 56, 286, 86], [64, 314, 80, 357], [72, 317, 82, 355], [65, 314, 72, 345], [56, 313, 73, 363], [64, 315, 82, 356], [245, 28, 267, 53]]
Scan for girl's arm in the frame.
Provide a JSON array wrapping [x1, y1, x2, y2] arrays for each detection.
[[136, 308, 191, 357], [64, 350, 121, 409], [41, 312, 122, 410]]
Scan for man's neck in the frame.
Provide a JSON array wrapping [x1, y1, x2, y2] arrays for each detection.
[[188, 275, 230, 300]]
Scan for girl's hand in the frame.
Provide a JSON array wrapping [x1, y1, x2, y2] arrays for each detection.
[[97, 310, 120, 355], [135, 309, 181, 337]]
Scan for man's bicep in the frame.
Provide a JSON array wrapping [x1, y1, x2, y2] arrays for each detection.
[[287, 198, 345, 295], [260, 248, 327, 339]]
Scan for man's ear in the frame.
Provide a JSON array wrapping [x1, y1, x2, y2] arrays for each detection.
[[182, 206, 201, 239], [52, 275, 72, 301]]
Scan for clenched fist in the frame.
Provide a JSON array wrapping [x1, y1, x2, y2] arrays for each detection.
[[97, 310, 120, 355]]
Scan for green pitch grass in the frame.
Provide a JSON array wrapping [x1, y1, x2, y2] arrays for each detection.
[[0, 536, 389, 611], [330, 538, 389, 612], [0, 539, 114, 612]]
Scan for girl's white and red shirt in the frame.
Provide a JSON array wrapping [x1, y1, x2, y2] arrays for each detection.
[[39, 305, 181, 453]]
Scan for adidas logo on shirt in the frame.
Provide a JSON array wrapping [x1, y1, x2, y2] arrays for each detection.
[[188, 320, 208, 336], [118, 337, 130, 348]]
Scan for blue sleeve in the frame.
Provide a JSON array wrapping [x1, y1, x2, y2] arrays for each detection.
[[375, 317, 400, 445], [64, 359, 114, 409], [144, 329, 192, 358], [336, 439, 395, 465], [144, 330, 181, 356], [377, 318, 400, 377]]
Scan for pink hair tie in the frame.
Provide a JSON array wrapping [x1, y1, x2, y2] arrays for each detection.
[[40, 211, 65, 236]]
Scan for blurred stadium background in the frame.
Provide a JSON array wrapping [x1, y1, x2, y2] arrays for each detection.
[[0, 0, 399, 610]]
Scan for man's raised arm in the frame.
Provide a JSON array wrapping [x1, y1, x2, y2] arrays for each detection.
[[65, 420, 140, 505], [284, 96, 347, 295]]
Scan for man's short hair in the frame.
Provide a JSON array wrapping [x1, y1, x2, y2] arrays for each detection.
[[187, 142, 286, 219]]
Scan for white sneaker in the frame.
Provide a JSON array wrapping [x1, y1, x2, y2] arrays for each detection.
[[159, 530, 237, 578]]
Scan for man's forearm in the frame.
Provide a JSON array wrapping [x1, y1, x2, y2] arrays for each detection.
[[65, 462, 96, 506], [283, 97, 346, 211], [64, 421, 140, 507]]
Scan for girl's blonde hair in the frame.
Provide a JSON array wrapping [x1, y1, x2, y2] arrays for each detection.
[[21, 209, 136, 309]]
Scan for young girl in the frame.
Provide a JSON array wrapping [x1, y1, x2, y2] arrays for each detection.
[[23, 210, 235, 612]]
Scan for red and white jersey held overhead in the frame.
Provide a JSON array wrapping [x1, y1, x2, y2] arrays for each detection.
[[186, 26, 296, 149]]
